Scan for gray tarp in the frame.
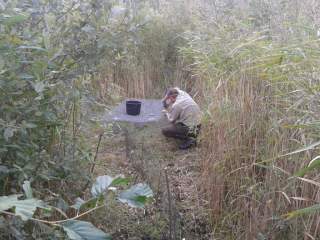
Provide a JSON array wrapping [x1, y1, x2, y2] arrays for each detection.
[[104, 99, 164, 124]]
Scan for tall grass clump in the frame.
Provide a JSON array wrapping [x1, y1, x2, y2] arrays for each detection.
[[94, 0, 198, 99], [181, 0, 320, 238]]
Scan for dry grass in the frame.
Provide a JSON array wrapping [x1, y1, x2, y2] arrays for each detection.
[[187, 3, 320, 237], [89, 0, 320, 238]]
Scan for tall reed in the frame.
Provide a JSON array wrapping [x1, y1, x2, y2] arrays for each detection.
[[180, 1, 320, 238]]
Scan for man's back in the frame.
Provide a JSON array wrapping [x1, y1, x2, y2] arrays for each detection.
[[169, 88, 201, 127]]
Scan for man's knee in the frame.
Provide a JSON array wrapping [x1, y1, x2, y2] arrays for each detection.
[[162, 128, 172, 137]]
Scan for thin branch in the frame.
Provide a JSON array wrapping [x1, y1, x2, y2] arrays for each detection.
[[0, 204, 105, 225], [81, 132, 104, 193]]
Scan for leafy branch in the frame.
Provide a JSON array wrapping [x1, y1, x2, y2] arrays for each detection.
[[0, 175, 153, 239]]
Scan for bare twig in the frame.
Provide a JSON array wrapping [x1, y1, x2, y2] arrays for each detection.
[[1, 204, 105, 225], [82, 133, 104, 193], [165, 167, 174, 240], [90, 133, 104, 174]]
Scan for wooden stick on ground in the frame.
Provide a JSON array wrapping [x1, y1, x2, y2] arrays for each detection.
[[165, 167, 176, 240]]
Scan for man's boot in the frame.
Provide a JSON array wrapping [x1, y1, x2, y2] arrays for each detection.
[[179, 138, 196, 150]]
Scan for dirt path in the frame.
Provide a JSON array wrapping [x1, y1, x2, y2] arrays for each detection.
[[88, 116, 211, 239]]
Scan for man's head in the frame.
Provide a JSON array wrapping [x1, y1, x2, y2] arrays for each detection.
[[162, 88, 179, 108]]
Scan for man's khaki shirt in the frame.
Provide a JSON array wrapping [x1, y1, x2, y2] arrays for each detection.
[[166, 89, 201, 127]]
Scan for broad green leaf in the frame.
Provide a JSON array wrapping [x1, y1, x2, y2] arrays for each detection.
[[110, 6, 126, 18], [257, 232, 267, 240], [71, 196, 104, 210], [111, 177, 129, 186], [91, 176, 114, 197], [0, 195, 19, 211], [15, 199, 47, 221], [0, 165, 9, 175], [0, 194, 45, 220], [18, 73, 34, 80], [1, 14, 29, 25], [284, 204, 320, 219], [33, 82, 45, 93], [24, 123, 37, 129], [18, 45, 47, 52], [294, 156, 320, 177], [118, 183, 153, 208], [0, 58, 4, 70], [22, 181, 33, 199], [71, 198, 85, 210], [61, 220, 111, 240], [4, 127, 14, 141], [82, 25, 95, 33], [56, 198, 69, 213]]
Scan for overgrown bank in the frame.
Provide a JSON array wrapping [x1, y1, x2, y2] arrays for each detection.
[[2, 0, 320, 239]]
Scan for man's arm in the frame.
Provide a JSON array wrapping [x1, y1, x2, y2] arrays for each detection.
[[165, 105, 181, 123], [162, 97, 169, 109]]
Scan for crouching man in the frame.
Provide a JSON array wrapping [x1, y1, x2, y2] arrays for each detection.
[[161, 87, 202, 150]]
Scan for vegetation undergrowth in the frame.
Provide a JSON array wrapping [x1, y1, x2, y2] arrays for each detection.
[[2, 0, 320, 239], [180, 1, 320, 239]]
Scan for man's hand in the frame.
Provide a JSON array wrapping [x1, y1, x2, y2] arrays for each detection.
[[162, 109, 169, 119], [162, 97, 169, 109], [162, 96, 174, 109]]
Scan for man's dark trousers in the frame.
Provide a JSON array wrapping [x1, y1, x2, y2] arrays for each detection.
[[162, 122, 201, 143]]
